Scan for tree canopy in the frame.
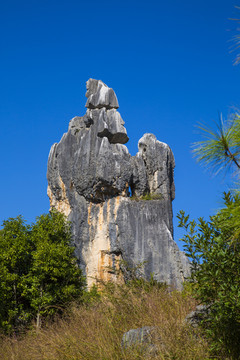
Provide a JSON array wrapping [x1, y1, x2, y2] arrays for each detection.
[[0, 210, 85, 333]]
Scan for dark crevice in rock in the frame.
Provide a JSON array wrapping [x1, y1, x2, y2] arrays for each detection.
[[83, 114, 93, 128], [97, 129, 129, 145], [103, 249, 122, 257]]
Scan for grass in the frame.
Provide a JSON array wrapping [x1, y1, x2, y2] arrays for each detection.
[[130, 193, 163, 201], [0, 282, 211, 360]]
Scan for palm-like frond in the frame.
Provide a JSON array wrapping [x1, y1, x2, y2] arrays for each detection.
[[192, 114, 240, 176], [230, 8, 240, 65], [231, 33, 240, 65]]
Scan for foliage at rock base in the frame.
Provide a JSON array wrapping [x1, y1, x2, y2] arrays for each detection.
[[0, 210, 85, 333], [178, 193, 240, 359]]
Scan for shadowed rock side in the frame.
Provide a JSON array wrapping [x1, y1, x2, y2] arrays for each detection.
[[47, 79, 190, 289]]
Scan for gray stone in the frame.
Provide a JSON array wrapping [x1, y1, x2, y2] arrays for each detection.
[[137, 133, 175, 200], [121, 326, 162, 355], [96, 108, 129, 144], [185, 304, 210, 328], [47, 79, 190, 289], [85, 79, 119, 109]]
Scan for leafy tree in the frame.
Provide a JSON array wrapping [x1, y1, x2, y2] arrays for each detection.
[[27, 211, 85, 328], [178, 195, 240, 358], [0, 216, 33, 332], [0, 211, 85, 333], [178, 114, 240, 358]]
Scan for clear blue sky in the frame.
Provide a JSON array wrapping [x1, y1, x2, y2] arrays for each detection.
[[1, 0, 240, 249]]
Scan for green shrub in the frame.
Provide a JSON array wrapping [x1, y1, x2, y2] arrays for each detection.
[[0, 210, 85, 333], [178, 192, 240, 359]]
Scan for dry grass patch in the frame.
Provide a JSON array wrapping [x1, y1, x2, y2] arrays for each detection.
[[0, 283, 210, 360]]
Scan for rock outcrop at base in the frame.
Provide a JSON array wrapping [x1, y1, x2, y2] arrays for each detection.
[[47, 79, 190, 289]]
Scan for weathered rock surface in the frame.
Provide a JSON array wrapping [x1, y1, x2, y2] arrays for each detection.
[[85, 79, 119, 110], [121, 326, 162, 355], [47, 79, 190, 289]]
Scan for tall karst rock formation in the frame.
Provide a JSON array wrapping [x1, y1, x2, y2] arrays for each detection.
[[47, 79, 190, 289]]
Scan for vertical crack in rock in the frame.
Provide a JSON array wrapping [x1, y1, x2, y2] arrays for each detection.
[[47, 79, 190, 289]]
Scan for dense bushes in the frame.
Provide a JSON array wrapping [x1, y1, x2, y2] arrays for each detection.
[[0, 210, 85, 333], [178, 193, 240, 358]]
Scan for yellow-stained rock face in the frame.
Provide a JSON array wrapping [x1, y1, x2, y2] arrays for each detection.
[[84, 198, 124, 288], [47, 176, 71, 217], [98, 250, 124, 286], [48, 179, 124, 288]]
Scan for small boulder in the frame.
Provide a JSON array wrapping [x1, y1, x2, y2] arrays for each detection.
[[121, 326, 163, 355], [185, 304, 210, 328]]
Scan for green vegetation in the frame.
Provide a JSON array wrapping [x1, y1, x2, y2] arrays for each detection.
[[130, 192, 163, 201], [178, 113, 240, 359], [178, 195, 240, 358], [0, 210, 85, 333], [193, 113, 240, 175]]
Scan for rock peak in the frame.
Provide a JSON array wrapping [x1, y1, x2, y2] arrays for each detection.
[[47, 79, 190, 289], [85, 79, 119, 110]]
